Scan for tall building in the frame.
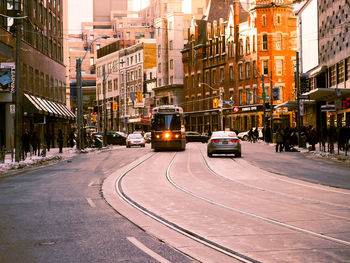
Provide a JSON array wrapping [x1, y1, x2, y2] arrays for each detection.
[[297, 0, 350, 129], [0, 0, 74, 152]]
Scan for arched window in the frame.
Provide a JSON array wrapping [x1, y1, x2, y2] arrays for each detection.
[[246, 37, 250, 54], [239, 39, 244, 56]]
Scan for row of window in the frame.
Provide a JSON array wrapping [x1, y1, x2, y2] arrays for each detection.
[[21, 63, 65, 103], [329, 57, 350, 87]]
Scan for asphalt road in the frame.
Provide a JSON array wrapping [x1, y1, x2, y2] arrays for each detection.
[[0, 145, 195, 263]]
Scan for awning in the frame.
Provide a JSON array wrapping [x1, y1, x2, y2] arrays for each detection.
[[275, 100, 316, 110], [309, 65, 327, 78], [304, 88, 350, 101], [23, 93, 76, 120]]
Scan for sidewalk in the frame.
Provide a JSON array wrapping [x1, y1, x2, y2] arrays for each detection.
[[256, 140, 350, 165], [0, 146, 97, 176]]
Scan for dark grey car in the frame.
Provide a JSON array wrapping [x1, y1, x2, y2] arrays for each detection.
[[207, 131, 241, 157]]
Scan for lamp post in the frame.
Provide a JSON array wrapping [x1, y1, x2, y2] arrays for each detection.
[[76, 35, 109, 150], [199, 83, 223, 130]]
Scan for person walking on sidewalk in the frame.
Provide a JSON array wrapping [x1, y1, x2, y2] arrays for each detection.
[[57, 129, 64, 153], [45, 132, 51, 152], [22, 129, 30, 159], [276, 128, 284, 152]]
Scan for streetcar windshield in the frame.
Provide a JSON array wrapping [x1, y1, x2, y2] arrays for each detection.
[[152, 114, 181, 131]]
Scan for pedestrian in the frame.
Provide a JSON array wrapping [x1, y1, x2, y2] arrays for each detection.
[[68, 131, 75, 148], [21, 129, 30, 159], [57, 129, 63, 153], [31, 130, 40, 156], [45, 131, 51, 152], [254, 128, 259, 142], [275, 128, 284, 152], [248, 128, 254, 142]]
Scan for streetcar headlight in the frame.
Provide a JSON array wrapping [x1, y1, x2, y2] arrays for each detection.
[[156, 135, 160, 139], [175, 134, 180, 138], [164, 132, 170, 139]]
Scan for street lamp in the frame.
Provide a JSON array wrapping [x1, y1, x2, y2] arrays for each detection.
[[199, 83, 224, 130], [76, 35, 109, 150]]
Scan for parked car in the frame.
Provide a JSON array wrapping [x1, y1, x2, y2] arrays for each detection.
[[144, 132, 151, 143], [91, 133, 103, 148], [238, 127, 263, 141], [207, 131, 241, 157], [185, 131, 209, 143], [91, 131, 126, 146], [126, 133, 146, 148]]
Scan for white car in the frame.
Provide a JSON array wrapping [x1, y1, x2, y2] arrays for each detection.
[[238, 127, 263, 141], [126, 133, 146, 148]]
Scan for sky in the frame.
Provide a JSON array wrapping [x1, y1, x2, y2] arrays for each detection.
[[133, 0, 192, 13]]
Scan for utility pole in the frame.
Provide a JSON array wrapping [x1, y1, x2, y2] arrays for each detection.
[[219, 87, 223, 130], [96, 82, 100, 132], [270, 70, 273, 133], [14, 13, 21, 162], [76, 58, 83, 150], [262, 74, 266, 141], [296, 51, 301, 147], [103, 66, 107, 146]]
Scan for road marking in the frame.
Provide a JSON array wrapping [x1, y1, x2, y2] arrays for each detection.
[[86, 198, 96, 208], [126, 237, 171, 263], [88, 181, 94, 187]]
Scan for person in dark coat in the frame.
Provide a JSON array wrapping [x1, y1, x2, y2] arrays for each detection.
[[57, 129, 64, 153], [275, 128, 284, 152], [22, 129, 30, 159], [68, 131, 75, 148], [45, 132, 51, 152], [31, 130, 40, 156]]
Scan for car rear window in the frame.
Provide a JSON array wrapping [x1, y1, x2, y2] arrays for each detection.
[[212, 131, 236, 137], [129, 134, 143, 139]]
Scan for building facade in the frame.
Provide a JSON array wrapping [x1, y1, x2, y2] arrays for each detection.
[[182, 0, 297, 133], [298, 0, 350, 130], [0, 0, 74, 152], [96, 39, 156, 133]]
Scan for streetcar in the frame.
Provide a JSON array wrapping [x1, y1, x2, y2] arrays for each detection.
[[151, 105, 186, 151]]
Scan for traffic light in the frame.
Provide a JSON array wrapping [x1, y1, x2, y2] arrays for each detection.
[[113, 102, 118, 111], [93, 105, 98, 113], [213, 98, 218, 108], [300, 75, 310, 94], [272, 86, 280, 100], [265, 102, 270, 109], [137, 92, 143, 103]]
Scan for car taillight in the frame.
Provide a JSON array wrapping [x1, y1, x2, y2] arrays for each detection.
[[232, 139, 239, 142], [211, 139, 219, 143], [175, 134, 180, 138], [156, 134, 160, 139]]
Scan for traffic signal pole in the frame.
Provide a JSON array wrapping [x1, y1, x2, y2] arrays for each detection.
[[103, 66, 107, 147], [15, 15, 21, 162], [296, 52, 301, 147], [270, 70, 273, 134]]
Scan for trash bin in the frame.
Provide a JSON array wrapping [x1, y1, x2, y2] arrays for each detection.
[[94, 135, 103, 148], [300, 132, 307, 148]]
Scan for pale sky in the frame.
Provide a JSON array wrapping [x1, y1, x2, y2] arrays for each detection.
[[133, 0, 192, 13]]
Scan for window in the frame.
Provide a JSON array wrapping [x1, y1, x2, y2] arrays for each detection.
[[220, 68, 224, 83], [158, 45, 161, 57], [169, 40, 173, 50], [90, 57, 94, 66], [245, 62, 251, 79], [96, 44, 100, 50], [253, 61, 257, 78], [239, 39, 243, 56], [239, 64, 243, 80], [213, 70, 216, 84], [157, 27, 161, 36], [262, 15, 266, 27], [276, 15, 281, 25], [337, 61, 344, 83], [114, 79, 118, 90], [108, 80, 112, 92], [262, 60, 269, 75], [158, 63, 161, 73], [205, 71, 209, 84], [253, 35, 256, 52], [191, 75, 194, 88], [239, 90, 243, 104], [197, 74, 201, 87], [246, 37, 250, 54], [229, 66, 234, 81], [276, 60, 283, 76], [330, 65, 336, 86], [168, 21, 173, 30], [185, 76, 189, 89], [158, 78, 161, 86], [169, 59, 173, 69], [126, 32, 130, 40], [275, 33, 282, 50], [170, 76, 173, 84], [262, 34, 268, 50]]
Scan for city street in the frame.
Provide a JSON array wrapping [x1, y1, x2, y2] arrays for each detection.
[[1, 142, 350, 262]]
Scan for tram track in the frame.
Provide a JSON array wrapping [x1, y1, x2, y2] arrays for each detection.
[[114, 147, 350, 263], [115, 151, 261, 263], [198, 146, 350, 210]]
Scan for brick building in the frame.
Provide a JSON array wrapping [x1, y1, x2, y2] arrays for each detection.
[[182, 0, 297, 133]]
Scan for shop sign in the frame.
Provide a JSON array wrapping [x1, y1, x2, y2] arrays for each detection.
[[276, 107, 288, 113], [241, 106, 257, 112], [342, 98, 350, 110], [134, 102, 145, 108]]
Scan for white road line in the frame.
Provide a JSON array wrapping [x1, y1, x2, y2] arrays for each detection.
[[127, 237, 171, 263], [88, 181, 94, 187], [86, 198, 96, 208]]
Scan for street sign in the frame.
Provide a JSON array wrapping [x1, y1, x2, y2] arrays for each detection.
[[300, 100, 304, 116], [299, 94, 309, 99], [262, 92, 266, 100], [320, 104, 335, 112], [233, 107, 239, 113], [10, 104, 15, 114], [223, 100, 234, 105]]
